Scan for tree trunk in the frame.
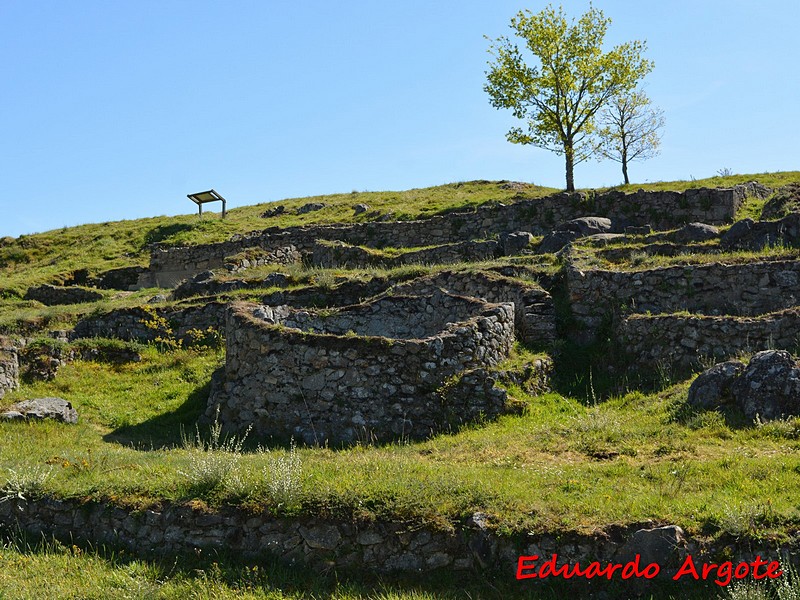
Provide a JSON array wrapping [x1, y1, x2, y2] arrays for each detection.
[[564, 144, 575, 192], [621, 143, 629, 185]]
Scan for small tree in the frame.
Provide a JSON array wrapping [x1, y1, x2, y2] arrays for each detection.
[[484, 5, 654, 191], [597, 90, 665, 184]]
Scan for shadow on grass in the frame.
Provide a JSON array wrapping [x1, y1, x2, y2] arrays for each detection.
[[102, 380, 210, 449]]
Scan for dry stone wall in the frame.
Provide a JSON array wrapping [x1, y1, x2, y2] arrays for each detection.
[[619, 308, 800, 371], [141, 187, 753, 288], [391, 270, 556, 347], [71, 302, 227, 343], [0, 341, 19, 399], [207, 293, 515, 445], [23, 284, 104, 306], [311, 239, 501, 269], [567, 259, 800, 330], [1, 497, 794, 579]]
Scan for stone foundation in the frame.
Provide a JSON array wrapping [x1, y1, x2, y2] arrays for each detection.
[[567, 259, 800, 331], [207, 292, 515, 445], [618, 308, 800, 371]]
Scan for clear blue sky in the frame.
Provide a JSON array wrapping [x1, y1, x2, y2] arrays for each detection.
[[1, 1, 798, 238]]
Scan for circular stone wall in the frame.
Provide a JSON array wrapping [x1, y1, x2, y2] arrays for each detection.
[[207, 291, 515, 445]]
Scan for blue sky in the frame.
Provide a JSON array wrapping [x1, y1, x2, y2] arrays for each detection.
[[1, 1, 798, 238]]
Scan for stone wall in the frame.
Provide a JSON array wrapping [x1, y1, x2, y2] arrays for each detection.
[[566, 259, 800, 330], [224, 245, 302, 272], [141, 186, 754, 288], [207, 293, 515, 445], [391, 270, 556, 347], [23, 284, 104, 306], [71, 302, 227, 343], [0, 497, 795, 579], [618, 308, 800, 371], [311, 239, 501, 269], [0, 341, 19, 399]]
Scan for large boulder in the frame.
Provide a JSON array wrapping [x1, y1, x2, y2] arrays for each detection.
[[687, 360, 746, 410], [731, 350, 800, 421], [538, 230, 579, 254], [537, 217, 616, 253], [557, 216, 614, 236], [1, 397, 78, 424], [688, 351, 800, 422], [501, 231, 534, 255], [673, 222, 719, 243], [720, 213, 800, 250]]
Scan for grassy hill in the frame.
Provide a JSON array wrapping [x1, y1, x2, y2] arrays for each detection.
[[2, 172, 800, 599]]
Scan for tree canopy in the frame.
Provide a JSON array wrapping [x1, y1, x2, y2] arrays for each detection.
[[485, 5, 654, 191]]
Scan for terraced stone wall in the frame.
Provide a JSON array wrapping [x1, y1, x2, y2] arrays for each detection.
[[71, 303, 227, 343], [142, 186, 752, 288], [567, 260, 800, 330], [619, 308, 800, 371], [207, 294, 515, 445], [311, 239, 501, 269]]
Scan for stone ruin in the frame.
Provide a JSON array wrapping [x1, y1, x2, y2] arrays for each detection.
[[0, 339, 19, 399], [206, 290, 515, 445]]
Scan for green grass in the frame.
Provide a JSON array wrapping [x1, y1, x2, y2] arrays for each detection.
[[2, 348, 800, 542], [597, 170, 800, 193]]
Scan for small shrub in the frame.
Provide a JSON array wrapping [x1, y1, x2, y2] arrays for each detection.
[[1, 466, 52, 502], [262, 440, 302, 508], [179, 411, 251, 495]]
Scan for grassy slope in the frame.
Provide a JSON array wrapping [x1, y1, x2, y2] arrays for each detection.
[[3, 173, 800, 599]]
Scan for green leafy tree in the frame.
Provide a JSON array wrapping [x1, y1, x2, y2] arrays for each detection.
[[484, 5, 654, 191], [597, 90, 665, 184]]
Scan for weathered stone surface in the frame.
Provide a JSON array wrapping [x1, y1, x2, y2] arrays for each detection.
[[570, 259, 800, 334], [1, 397, 77, 424], [687, 361, 745, 409], [0, 343, 19, 399], [261, 205, 286, 218], [500, 231, 534, 255], [731, 350, 800, 421], [557, 216, 614, 236], [311, 239, 500, 270], [206, 292, 515, 445], [538, 230, 579, 254], [620, 309, 800, 372], [625, 224, 652, 236], [297, 202, 327, 214], [761, 183, 800, 220], [23, 284, 103, 306], [720, 213, 800, 250], [616, 525, 688, 576], [299, 524, 341, 550], [353, 203, 370, 215], [673, 222, 719, 243]]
